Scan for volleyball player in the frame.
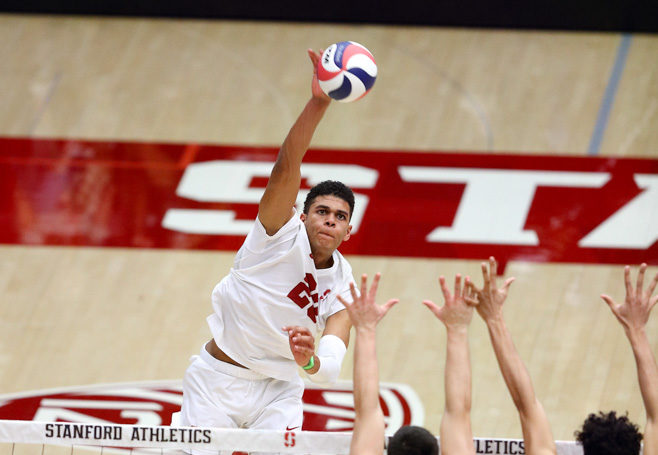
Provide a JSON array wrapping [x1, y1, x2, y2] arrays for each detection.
[[343, 272, 478, 455], [338, 273, 399, 455], [179, 49, 357, 451], [575, 263, 658, 455], [422, 274, 478, 455], [468, 259, 658, 455], [466, 257, 557, 455]]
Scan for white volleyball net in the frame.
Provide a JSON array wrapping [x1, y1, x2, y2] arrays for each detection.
[[0, 420, 585, 455]]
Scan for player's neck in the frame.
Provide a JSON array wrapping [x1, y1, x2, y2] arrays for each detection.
[[312, 250, 334, 269]]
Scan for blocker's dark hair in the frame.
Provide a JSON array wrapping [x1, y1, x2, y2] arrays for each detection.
[[303, 180, 355, 219], [575, 411, 642, 455], [387, 425, 439, 455]]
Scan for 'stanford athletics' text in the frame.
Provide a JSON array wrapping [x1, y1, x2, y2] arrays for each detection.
[[44, 423, 212, 443]]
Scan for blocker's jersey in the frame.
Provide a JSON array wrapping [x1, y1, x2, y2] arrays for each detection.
[[207, 212, 354, 382]]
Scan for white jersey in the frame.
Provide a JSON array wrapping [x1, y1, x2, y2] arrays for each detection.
[[207, 211, 354, 382]]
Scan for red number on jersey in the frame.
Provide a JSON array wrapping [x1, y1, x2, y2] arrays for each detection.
[[287, 273, 319, 323]]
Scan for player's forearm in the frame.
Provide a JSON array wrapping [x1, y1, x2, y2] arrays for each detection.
[[276, 97, 330, 170], [307, 335, 347, 383], [445, 327, 472, 414], [353, 326, 381, 414], [627, 327, 658, 421], [259, 97, 330, 229], [486, 317, 537, 413]]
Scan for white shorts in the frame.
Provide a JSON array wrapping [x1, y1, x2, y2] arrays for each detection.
[[180, 344, 304, 455]]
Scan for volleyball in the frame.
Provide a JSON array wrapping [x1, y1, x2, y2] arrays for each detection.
[[317, 41, 377, 103]]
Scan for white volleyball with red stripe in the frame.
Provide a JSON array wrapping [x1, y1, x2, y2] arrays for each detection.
[[317, 41, 377, 103]]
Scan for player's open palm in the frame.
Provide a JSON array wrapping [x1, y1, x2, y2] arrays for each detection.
[[423, 274, 476, 329], [602, 263, 658, 333], [338, 273, 398, 331], [469, 256, 515, 323]]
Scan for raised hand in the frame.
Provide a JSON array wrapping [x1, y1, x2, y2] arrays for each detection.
[[602, 263, 658, 334], [307, 48, 331, 102], [468, 256, 515, 322], [282, 325, 316, 367], [338, 273, 399, 331], [426, 273, 477, 455], [345, 273, 397, 455], [602, 265, 658, 455], [423, 274, 477, 329]]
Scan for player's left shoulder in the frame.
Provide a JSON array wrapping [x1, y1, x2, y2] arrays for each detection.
[[332, 249, 353, 273]]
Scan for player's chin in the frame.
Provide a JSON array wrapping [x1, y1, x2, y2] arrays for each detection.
[[313, 236, 337, 251], [316, 232, 334, 243]]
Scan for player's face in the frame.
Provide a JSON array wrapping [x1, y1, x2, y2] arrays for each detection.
[[300, 195, 352, 254]]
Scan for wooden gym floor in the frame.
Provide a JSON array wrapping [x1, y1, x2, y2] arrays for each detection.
[[0, 13, 657, 442]]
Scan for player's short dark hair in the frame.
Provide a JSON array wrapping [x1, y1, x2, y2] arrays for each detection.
[[387, 425, 438, 455], [574, 411, 642, 455], [303, 180, 355, 219]]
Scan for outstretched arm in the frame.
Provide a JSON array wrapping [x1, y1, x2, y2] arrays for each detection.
[[423, 274, 476, 455], [338, 274, 398, 455], [468, 257, 556, 455], [258, 49, 331, 235], [602, 264, 658, 455]]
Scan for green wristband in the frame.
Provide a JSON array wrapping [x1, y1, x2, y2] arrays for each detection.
[[302, 355, 315, 370]]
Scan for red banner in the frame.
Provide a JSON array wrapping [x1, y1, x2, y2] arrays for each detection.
[[1, 137, 656, 266]]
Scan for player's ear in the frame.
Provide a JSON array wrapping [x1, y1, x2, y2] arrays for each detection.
[[343, 225, 352, 242], [300, 212, 307, 222]]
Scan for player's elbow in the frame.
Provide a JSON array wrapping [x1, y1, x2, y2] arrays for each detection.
[[271, 153, 300, 180], [447, 399, 472, 416], [354, 402, 384, 419]]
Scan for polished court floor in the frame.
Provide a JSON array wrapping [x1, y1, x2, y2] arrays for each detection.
[[0, 13, 657, 442]]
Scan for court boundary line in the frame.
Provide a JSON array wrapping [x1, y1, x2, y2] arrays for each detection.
[[587, 33, 632, 156]]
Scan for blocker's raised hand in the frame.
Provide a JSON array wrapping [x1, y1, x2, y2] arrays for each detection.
[[423, 274, 477, 329], [468, 256, 515, 323], [602, 263, 658, 334], [338, 273, 399, 331]]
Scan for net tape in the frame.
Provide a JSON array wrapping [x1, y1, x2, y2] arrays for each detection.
[[0, 421, 583, 454]]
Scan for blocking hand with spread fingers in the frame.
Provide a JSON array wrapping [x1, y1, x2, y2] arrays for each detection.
[[466, 256, 515, 323], [423, 274, 477, 330], [599, 264, 658, 455], [338, 273, 399, 332], [338, 273, 399, 455], [423, 273, 477, 455], [468, 257, 556, 455], [601, 263, 658, 335]]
